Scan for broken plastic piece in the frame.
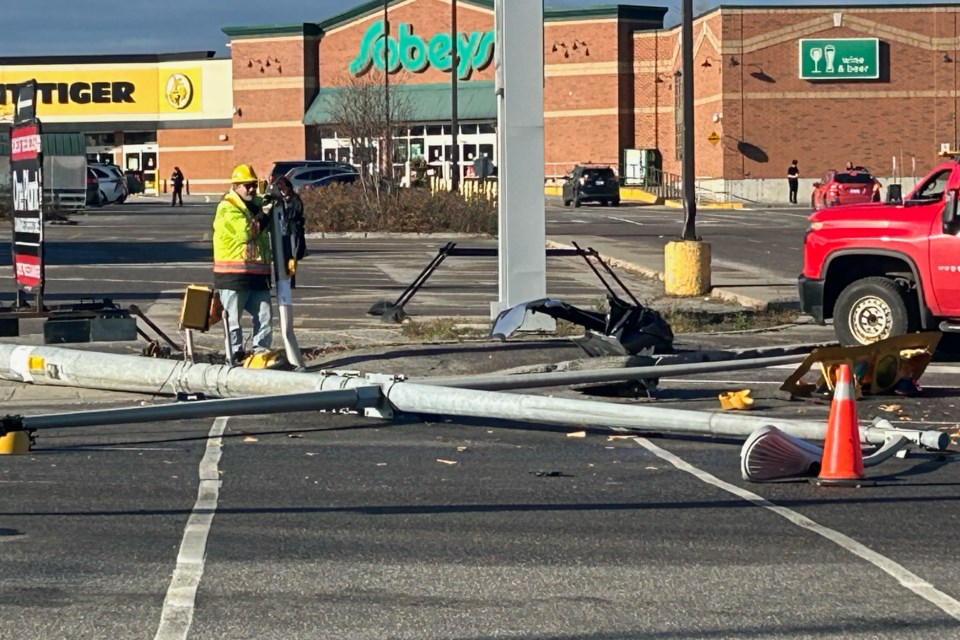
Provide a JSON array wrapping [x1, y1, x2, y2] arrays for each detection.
[[719, 389, 754, 410]]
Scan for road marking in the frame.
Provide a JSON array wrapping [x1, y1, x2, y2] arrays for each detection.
[[606, 216, 644, 226], [632, 436, 960, 622], [154, 417, 227, 640]]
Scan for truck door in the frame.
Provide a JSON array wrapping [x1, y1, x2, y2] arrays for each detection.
[[924, 169, 960, 316]]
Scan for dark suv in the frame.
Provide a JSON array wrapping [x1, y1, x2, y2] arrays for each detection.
[[269, 160, 355, 185], [562, 165, 620, 207]]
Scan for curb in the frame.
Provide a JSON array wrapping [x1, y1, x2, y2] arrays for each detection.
[[545, 239, 778, 310]]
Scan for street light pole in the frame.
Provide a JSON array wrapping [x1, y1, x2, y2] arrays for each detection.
[[384, 0, 392, 181], [662, 0, 710, 298], [680, 0, 697, 240], [451, 0, 460, 192]]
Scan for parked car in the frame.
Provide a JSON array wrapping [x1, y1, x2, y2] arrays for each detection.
[[562, 165, 620, 207], [811, 167, 881, 211], [298, 172, 360, 193], [284, 164, 359, 191], [269, 160, 355, 185], [86, 163, 128, 206], [124, 171, 145, 195]]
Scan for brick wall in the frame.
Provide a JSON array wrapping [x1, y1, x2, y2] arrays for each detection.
[[721, 6, 960, 182]]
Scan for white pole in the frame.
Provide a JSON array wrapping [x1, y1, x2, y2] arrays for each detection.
[[492, 0, 551, 329]]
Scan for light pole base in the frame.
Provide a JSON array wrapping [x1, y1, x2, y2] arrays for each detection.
[[664, 240, 712, 296]]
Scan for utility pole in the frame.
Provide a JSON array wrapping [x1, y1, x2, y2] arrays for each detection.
[[662, 0, 711, 297], [450, 0, 460, 192], [680, 0, 696, 240], [383, 0, 392, 181]]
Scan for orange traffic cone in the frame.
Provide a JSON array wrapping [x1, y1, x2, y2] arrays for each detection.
[[813, 363, 871, 487]]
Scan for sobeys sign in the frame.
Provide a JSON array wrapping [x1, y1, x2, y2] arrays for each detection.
[[350, 20, 495, 80]]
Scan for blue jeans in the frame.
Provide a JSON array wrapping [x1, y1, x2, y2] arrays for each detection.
[[218, 288, 272, 359]]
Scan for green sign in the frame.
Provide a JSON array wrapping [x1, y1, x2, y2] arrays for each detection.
[[350, 20, 495, 81], [799, 38, 879, 80]]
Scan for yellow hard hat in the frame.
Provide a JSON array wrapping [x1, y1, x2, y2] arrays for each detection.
[[230, 164, 258, 184]]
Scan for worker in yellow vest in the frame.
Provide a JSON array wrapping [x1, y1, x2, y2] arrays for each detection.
[[212, 164, 272, 363]]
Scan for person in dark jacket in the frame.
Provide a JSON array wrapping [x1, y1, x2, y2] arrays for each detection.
[[273, 177, 307, 286], [171, 167, 185, 206]]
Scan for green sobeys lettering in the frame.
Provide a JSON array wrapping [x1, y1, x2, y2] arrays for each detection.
[[349, 20, 495, 80]]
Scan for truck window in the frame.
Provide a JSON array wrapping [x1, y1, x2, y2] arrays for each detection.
[[911, 169, 952, 202]]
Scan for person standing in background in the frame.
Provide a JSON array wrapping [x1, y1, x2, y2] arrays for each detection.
[[786, 159, 799, 204], [171, 167, 185, 207]]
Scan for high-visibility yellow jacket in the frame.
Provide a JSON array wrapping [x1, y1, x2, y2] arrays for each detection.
[[212, 190, 271, 279]]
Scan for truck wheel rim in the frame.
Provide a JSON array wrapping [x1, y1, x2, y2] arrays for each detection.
[[849, 295, 892, 343]]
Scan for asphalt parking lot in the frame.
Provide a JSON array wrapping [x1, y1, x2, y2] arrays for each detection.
[[1, 199, 959, 638]]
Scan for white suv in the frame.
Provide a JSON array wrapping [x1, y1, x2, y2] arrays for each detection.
[[87, 163, 128, 206]]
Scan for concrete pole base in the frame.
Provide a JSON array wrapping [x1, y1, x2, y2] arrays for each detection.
[[0, 431, 31, 455], [664, 240, 712, 296]]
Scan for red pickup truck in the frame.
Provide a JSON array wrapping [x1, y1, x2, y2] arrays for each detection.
[[799, 156, 960, 346]]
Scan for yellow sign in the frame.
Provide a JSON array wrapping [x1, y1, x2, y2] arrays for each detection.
[[707, 131, 721, 145], [0, 67, 202, 116]]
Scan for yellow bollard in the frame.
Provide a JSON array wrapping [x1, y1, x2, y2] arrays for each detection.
[[664, 240, 712, 296], [0, 431, 31, 455]]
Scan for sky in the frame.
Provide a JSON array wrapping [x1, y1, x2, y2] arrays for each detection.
[[0, 1, 946, 57]]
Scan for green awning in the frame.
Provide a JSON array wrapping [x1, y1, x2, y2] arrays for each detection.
[[0, 131, 86, 156], [304, 81, 495, 125]]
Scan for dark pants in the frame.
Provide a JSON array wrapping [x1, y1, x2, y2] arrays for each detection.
[[788, 179, 799, 204], [171, 187, 183, 206]]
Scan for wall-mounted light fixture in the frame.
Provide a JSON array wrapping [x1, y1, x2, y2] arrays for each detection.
[[218, 134, 229, 141], [551, 40, 588, 59], [246, 57, 282, 73], [232, 107, 242, 117], [944, 53, 954, 63], [700, 57, 714, 68], [729, 56, 740, 67]]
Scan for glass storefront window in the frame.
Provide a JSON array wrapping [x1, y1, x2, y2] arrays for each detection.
[[460, 124, 478, 135], [410, 138, 425, 159], [478, 123, 496, 134], [410, 126, 426, 136], [427, 125, 445, 136], [85, 133, 113, 147], [124, 132, 157, 145]]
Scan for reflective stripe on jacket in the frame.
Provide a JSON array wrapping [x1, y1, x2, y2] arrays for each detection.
[[212, 190, 271, 276]]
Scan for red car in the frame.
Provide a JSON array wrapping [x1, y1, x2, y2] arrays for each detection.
[[811, 167, 881, 210]]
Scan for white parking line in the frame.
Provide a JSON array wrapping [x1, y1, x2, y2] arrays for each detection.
[[606, 216, 644, 226], [632, 437, 960, 622], [154, 417, 227, 640]]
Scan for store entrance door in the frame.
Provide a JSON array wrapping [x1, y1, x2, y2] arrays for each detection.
[[123, 144, 159, 196]]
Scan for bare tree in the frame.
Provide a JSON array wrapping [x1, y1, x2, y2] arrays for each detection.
[[325, 70, 413, 212]]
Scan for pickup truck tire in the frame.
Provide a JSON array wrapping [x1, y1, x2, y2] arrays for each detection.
[[834, 276, 914, 346]]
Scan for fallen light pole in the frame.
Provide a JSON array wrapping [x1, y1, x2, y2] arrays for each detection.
[[0, 344, 948, 452], [5, 388, 378, 433], [0, 343, 803, 397], [378, 382, 948, 450], [422, 353, 806, 391]]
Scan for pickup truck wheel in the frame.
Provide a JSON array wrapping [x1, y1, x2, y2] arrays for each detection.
[[834, 277, 913, 346]]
